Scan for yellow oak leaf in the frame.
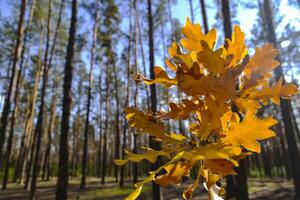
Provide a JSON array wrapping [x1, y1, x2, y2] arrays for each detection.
[[250, 78, 298, 105], [220, 110, 240, 131], [125, 174, 155, 200], [168, 42, 193, 71], [181, 18, 217, 52], [155, 162, 192, 187], [197, 41, 225, 74], [225, 26, 248, 67], [165, 58, 177, 72], [178, 71, 236, 100], [244, 43, 279, 78], [200, 168, 220, 189], [158, 99, 204, 120], [135, 66, 177, 87], [183, 143, 241, 166], [222, 112, 277, 153], [204, 159, 236, 176], [125, 107, 167, 139], [192, 98, 230, 140], [183, 166, 202, 200], [167, 132, 187, 142], [234, 97, 261, 114], [114, 148, 170, 166]]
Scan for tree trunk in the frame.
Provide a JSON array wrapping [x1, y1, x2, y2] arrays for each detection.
[[133, 2, 139, 183], [29, 0, 53, 198], [96, 115, 102, 178], [263, 0, 300, 197], [22, 29, 44, 188], [12, 0, 36, 183], [101, 65, 110, 185], [147, 0, 162, 199], [199, 0, 209, 33], [42, 94, 57, 181], [2, 16, 28, 188], [120, 0, 133, 188], [48, 0, 65, 69], [136, 0, 150, 109], [0, 0, 27, 168], [80, 2, 99, 189], [112, 43, 121, 184], [188, 0, 195, 23], [55, 0, 77, 199]]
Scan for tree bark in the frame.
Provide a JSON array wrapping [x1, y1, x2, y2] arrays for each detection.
[[22, 28, 44, 188], [0, 0, 27, 168], [120, 0, 133, 188], [55, 0, 77, 199], [112, 39, 121, 184], [199, 0, 209, 33], [188, 0, 195, 23], [101, 63, 110, 185], [147, 0, 162, 199], [12, 0, 36, 183], [29, 0, 53, 198], [42, 93, 57, 181], [133, 1, 139, 183], [80, 1, 99, 189], [135, 0, 150, 109]]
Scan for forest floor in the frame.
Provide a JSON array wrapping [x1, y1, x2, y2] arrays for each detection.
[[0, 177, 295, 200]]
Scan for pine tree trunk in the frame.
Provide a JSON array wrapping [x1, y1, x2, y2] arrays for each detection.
[[29, 0, 53, 198], [133, 1, 139, 184], [199, 0, 209, 33], [135, 0, 150, 109], [12, 0, 36, 183], [55, 0, 77, 199], [42, 94, 57, 181], [101, 65, 110, 185], [23, 27, 44, 189], [80, 3, 99, 189], [112, 47, 121, 184], [96, 114, 102, 178], [2, 19, 27, 188], [71, 82, 82, 179], [120, 0, 133, 187], [0, 0, 27, 168], [39, 0, 66, 179], [147, 0, 162, 199], [96, 69, 103, 178], [188, 0, 195, 23], [263, 0, 300, 197]]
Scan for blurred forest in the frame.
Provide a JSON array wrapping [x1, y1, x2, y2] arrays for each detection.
[[0, 0, 299, 199]]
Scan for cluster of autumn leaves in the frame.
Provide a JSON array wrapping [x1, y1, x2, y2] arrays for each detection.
[[114, 18, 298, 200]]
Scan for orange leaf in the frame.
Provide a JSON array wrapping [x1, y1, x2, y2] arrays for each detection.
[[155, 162, 192, 187]]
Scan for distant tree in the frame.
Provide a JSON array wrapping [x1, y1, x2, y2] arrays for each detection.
[[29, 0, 53, 198], [80, 0, 100, 189], [147, 0, 162, 199], [0, 0, 27, 168], [199, 0, 208, 33]]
